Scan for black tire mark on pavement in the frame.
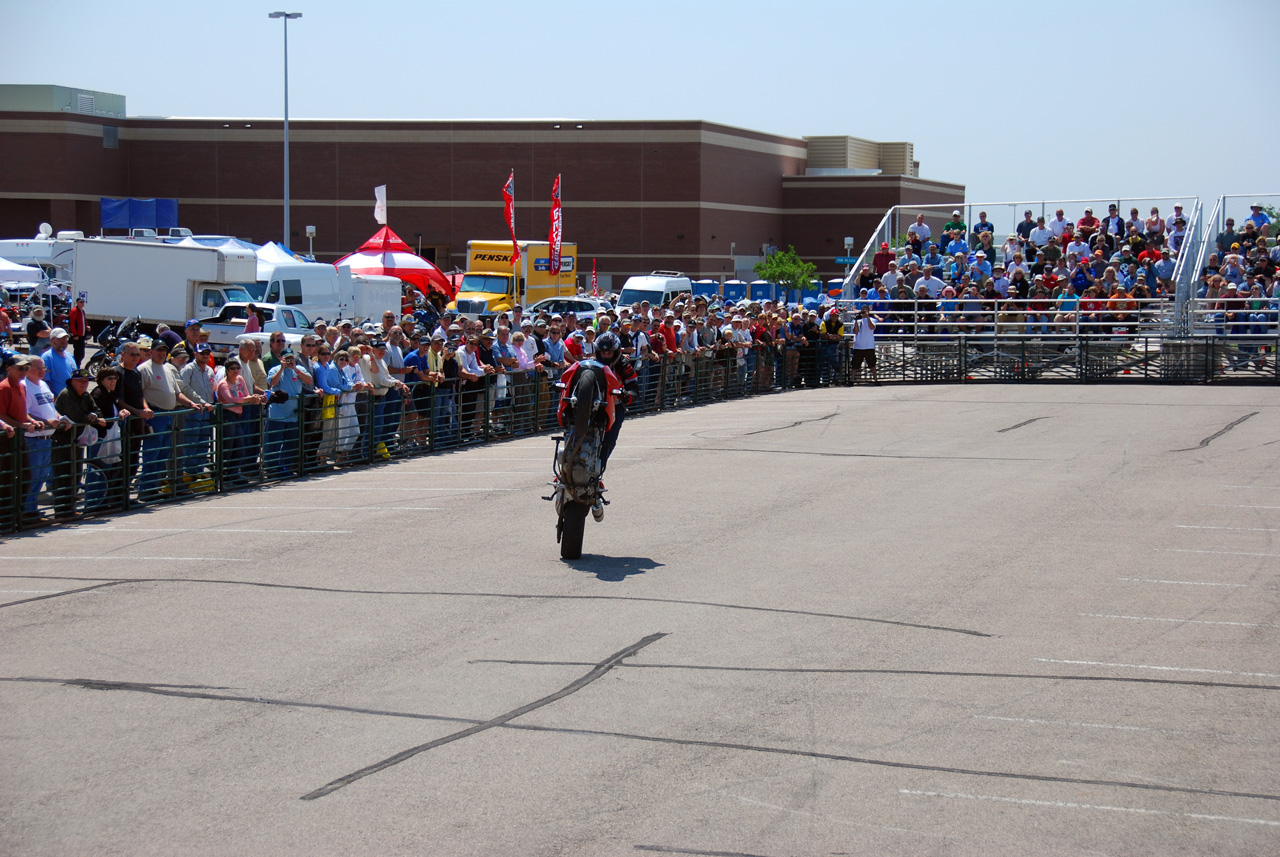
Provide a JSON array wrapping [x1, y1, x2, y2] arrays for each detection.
[[1172, 412, 1258, 452], [996, 417, 1050, 433], [740, 412, 839, 437], [11, 670, 1279, 805], [299, 632, 669, 800], [657, 447, 1044, 462], [0, 575, 991, 637], [0, 580, 128, 608], [471, 660, 1280, 693], [0, 675, 480, 724], [2, 677, 237, 691]]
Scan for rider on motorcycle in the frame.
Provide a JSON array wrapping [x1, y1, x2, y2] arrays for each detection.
[[587, 331, 637, 475], [554, 330, 637, 476]]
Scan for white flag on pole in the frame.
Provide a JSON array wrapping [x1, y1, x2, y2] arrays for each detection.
[[374, 185, 387, 225]]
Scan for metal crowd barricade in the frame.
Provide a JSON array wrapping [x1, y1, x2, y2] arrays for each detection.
[[5, 326, 1277, 535]]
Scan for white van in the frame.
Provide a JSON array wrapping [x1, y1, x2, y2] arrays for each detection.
[[617, 271, 692, 308], [262, 263, 402, 323]]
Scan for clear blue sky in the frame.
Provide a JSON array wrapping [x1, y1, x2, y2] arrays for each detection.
[[4, 0, 1277, 209]]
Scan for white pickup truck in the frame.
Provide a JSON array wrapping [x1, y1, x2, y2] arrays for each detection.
[[199, 302, 314, 357]]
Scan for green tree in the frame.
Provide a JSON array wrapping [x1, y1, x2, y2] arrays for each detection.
[[753, 245, 818, 292]]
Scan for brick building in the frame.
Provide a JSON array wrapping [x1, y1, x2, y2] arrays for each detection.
[[0, 85, 963, 285]]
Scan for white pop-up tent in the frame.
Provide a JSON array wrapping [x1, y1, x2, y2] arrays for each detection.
[[255, 241, 304, 282], [0, 256, 44, 282]]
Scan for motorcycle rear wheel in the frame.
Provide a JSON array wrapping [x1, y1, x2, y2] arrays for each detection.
[[559, 501, 589, 560]]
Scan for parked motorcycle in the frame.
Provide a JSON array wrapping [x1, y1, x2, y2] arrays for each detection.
[[84, 316, 140, 375], [547, 360, 621, 559]]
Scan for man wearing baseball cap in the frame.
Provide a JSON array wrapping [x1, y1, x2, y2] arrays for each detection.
[[67, 295, 88, 366], [873, 241, 896, 276], [178, 343, 217, 487], [42, 327, 76, 393], [182, 318, 203, 354]]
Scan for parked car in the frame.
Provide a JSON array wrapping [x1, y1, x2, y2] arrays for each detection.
[[199, 302, 314, 357], [526, 296, 613, 317]]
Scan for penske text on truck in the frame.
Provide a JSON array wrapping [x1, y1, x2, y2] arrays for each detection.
[[449, 240, 577, 316]]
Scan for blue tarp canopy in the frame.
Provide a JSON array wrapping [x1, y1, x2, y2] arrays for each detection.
[[100, 197, 179, 229]]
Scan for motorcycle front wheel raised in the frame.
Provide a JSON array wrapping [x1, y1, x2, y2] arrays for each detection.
[[559, 500, 589, 560]]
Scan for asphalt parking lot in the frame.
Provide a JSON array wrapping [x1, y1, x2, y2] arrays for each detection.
[[2, 383, 1278, 856]]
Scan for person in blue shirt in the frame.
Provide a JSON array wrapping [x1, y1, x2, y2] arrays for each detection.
[[312, 341, 351, 463], [922, 243, 945, 271], [1247, 203, 1272, 238], [945, 231, 970, 256], [265, 349, 311, 477], [42, 329, 77, 393], [970, 212, 995, 245], [971, 252, 992, 281], [865, 283, 886, 313]]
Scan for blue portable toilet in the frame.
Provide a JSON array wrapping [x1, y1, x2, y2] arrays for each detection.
[[749, 280, 775, 302], [722, 279, 747, 304], [692, 279, 719, 300]]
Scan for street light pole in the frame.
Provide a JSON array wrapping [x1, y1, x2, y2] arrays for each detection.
[[268, 11, 302, 248]]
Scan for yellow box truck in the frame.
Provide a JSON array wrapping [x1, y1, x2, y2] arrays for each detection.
[[450, 240, 578, 316]]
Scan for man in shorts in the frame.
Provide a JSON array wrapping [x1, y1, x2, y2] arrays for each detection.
[[849, 305, 879, 385]]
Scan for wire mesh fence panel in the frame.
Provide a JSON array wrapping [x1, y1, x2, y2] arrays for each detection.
[[396, 383, 433, 452], [1208, 337, 1280, 382], [912, 341, 964, 382]]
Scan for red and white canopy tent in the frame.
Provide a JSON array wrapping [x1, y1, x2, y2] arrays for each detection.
[[335, 227, 455, 300]]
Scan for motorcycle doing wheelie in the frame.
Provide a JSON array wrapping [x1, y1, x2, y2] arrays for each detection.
[[547, 358, 623, 560]]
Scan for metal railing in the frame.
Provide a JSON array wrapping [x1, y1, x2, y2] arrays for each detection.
[[2, 346, 813, 533], [1185, 194, 1278, 339]]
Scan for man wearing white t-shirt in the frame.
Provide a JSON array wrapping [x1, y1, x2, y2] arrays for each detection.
[[1028, 217, 1054, 249], [909, 213, 931, 245], [881, 261, 900, 293], [1048, 209, 1070, 240], [849, 306, 879, 385], [915, 267, 942, 298]]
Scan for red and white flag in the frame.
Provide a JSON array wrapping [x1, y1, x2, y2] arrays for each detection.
[[502, 171, 520, 266], [548, 174, 562, 277], [591, 258, 599, 296], [373, 185, 387, 225]]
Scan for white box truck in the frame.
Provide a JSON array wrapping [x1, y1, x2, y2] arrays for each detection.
[[261, 263, 401, 324], [72, 239, 258, 328]]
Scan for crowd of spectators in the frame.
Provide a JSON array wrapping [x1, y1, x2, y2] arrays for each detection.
[[1197, 203, 1279, 338], [1, 293, 858, 528], [856, 204, 1204, 337]]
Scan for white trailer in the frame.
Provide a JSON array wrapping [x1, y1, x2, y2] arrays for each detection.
[[262, 262, 402, 323], [71, 239, 257, 327]]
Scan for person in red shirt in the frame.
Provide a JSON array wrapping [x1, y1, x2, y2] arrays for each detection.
[[658, 314, 679, 352], [67, 296, 88, 367], [1077, 208, 1100, 239], [1, 354, 36, 526], [1137, 240, 1163, 265], [873, 242, 895, 276]]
